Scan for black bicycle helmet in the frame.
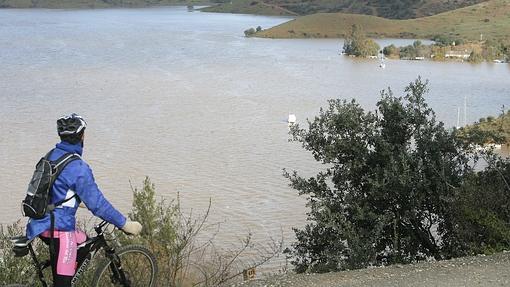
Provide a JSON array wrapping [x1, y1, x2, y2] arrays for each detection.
[[57, 113, 87, 136]]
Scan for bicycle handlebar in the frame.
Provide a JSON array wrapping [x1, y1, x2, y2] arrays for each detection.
[[94, 220, 109, 235], [93, 220, 139, 236]]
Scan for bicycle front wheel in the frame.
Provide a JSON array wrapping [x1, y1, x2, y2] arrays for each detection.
[[92, 245, 158, 287]]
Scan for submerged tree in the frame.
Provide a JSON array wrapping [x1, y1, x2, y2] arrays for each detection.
[[285, 78, 483, 273], [342, 24, 380, 57]]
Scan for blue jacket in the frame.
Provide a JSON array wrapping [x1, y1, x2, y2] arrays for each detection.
[[26, 141, 126, 239]]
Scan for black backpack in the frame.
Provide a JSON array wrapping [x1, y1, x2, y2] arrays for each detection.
[[22, 151, 80, 219]]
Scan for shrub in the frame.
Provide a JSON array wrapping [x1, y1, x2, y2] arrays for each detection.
[[123, 178, 284, 286], [244, 28, 256, 37], [0, 222, 41, 285]]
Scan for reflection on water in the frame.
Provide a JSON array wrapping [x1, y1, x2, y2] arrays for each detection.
[[0, 7, 509, 270]]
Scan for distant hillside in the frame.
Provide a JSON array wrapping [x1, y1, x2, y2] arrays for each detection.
[[200, 0, 298, 16], [201, 0, 488, 19], [256, 0, 510, 41], [0, 0, 211, 8]]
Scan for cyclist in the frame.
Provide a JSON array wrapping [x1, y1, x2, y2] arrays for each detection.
[[25, 113, 142, 287]]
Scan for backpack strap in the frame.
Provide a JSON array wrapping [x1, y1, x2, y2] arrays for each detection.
[[47, 153, 81, 211], [51, 153, 80, 175], [43, 150, 53, 160], [46, 152, 80, 260]]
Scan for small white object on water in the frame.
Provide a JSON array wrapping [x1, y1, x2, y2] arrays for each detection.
[[288, 113, 296, 125]]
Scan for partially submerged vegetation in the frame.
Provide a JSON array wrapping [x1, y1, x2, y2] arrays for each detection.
[[244, 26, 262, 37], [342, 25, 380, 57], [383, 39, 509, 63]]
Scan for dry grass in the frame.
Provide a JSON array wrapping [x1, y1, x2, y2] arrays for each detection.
[[256, 0, 510, 41]]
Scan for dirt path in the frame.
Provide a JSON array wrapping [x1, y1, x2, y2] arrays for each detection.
[[233, 252, 510, 287]]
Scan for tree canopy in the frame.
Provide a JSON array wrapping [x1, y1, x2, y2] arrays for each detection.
[[285, 78, 510, 273], [342, 25, 380, 58]]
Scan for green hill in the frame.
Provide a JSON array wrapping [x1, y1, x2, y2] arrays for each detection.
[[201, 0, 488, 19], [256, 0, 510, 41], [200, 0, 298, 16]]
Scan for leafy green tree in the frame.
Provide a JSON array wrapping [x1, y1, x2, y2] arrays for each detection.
[[383, 44, 399, 57], [445, 153, 510, 256], [399, 44, 417, 59], [285, 78, 476, 273], [342, 24, 380, 57]]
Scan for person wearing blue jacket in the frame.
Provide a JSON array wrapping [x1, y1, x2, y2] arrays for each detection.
[[26, 113, 142, 287]]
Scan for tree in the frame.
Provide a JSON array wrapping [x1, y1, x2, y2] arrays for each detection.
[[285, 78, 477, 273], [383, 44, 399, 57], [399, 44, 417, 59], [244, 28, 256, 37], [468, 51, 483, 63], [342, 24, 380, 57], [445, 153, 510, 256]]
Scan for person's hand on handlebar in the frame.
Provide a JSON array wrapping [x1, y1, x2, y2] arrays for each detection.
[[121, 221, 143, 235], [82, 203, 141, 235]]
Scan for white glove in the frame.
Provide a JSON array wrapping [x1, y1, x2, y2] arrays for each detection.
[[121, 221, 142, 236]]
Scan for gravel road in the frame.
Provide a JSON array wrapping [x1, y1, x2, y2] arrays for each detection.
[[232, 252, 510, 287]]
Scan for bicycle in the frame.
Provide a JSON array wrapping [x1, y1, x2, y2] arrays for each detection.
[[5, 220, 158, 287]]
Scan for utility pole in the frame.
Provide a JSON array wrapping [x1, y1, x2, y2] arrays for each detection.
[[464, 95, 467, 127], [457, 107, 461, 128]]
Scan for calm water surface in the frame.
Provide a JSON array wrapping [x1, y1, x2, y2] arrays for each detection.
[[1, 7, 509, 268]]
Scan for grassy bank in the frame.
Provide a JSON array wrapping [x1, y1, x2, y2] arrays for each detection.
[[255, 0, 510, 41], [459, 110, 510, 145]]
